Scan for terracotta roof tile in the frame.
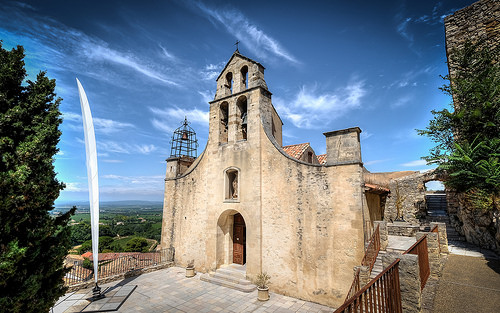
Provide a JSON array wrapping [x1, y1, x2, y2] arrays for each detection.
[[283, 143, 310, 160], [317, 154, 327, 165]]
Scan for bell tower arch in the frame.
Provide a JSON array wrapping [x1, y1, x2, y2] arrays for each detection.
[[208, 50, 282, 146]]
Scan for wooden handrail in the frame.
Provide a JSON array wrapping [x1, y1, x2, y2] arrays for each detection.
[[335, 259, 402, 313], [361, 224, 380, 272], [345, 268, 361, 302]]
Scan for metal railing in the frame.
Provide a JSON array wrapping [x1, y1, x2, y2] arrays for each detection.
[[403, 236, 429, 290], [344, 225, 381, 302], [64, 248, 174, 286], [345, 268, 361, 302], [361, 225, 380, 273], [335, 259, 402, 313]]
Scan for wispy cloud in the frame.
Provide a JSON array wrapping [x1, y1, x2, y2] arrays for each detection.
[[0, 4, 180, 87], [391, 95, 413, 108], [193, 2, 299, 64], [401, 159, 427, 167], [62, 111, 135, 134], [149, 106, 209, 134], [101, 174, 164, 184], [360, 131, 373, 140], [275, 80, 366, 129], [98, 140, 158, 155], [200, 62, 225, 81]]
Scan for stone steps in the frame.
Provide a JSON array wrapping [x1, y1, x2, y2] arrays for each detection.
[[200, 264, 256, 293], [370, 250, 386, 279], [423, 194, 466, 242]]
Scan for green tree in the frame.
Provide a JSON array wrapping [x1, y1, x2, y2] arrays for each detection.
[[418, 40, 499, 207], [124, 237, 149, 253], [0, 43, 74, 312]]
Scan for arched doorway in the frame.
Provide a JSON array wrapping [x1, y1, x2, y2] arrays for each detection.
[[233, 213, 246, 265], [216, 210, 248, 268]]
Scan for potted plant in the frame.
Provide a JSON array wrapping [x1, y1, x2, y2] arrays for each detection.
[[255, 272, 271, 301], [185, 259, 195, 278]]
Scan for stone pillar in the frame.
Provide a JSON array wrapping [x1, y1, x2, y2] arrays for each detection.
[[323, 127, 362, 166], [430, 222, 449, 254], [417, 232, 441, 277], [353, 265, 370, 287], [383, 253, 422, 313], [374, 221, 388, 251]]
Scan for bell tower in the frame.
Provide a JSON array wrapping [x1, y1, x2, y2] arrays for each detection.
[[208, 50, 282, 147]]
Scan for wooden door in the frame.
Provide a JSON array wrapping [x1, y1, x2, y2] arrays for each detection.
[[233, 213, 246, 265]]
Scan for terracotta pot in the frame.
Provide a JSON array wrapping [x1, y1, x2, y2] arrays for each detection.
[[257, 287, 269, 301], [186, 267, 195, 278]]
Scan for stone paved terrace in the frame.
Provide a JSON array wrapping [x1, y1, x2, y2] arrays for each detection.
[[53, 266, 333, 313]]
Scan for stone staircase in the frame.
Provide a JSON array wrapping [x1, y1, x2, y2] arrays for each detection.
[[200, 264, 256, 293], [370, 250, 386, 279], [421, 193, 465, 242]]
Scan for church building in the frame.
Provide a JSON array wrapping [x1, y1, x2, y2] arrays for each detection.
[[160, 50, 369, 307]]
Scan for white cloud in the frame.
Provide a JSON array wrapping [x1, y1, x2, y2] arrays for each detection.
[[275, 80, 366, 129], [62, 111, 135, 134], [101, 159, 123, 163], [391, 95, 412, 108], [93, 117, 135, 134], [360, 131, 373, 140], [64, 182, 87, 192], [101, 174, 164, 184], [401, 159, 427, 167], [149, 106, 209, 134], [200, 62, 225, 81], [198, 90, 214, 104], [83, 43, 179, 86], [136, 144, 157, 154], [195, 3, 299, 64], [98, 140, 158, 155]]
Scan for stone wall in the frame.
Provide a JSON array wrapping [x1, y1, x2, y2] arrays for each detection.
[[444, 0, 499, 77], [384, 172, 426, 223], [449, 192, 500, 253]]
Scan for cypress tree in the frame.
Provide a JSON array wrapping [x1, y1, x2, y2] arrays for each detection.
[[0, 43, 75, 312]]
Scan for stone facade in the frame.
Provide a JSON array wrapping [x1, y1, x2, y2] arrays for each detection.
[[161, 51, 367, 307]]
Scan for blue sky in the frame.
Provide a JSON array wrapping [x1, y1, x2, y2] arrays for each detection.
[[0, 0, 474, 203]]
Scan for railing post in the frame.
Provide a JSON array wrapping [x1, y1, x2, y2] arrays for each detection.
[[417, 232, 441, 278], [374, 221, 388, 251], [383, 253, 422, 313], [353, 265, 370, 287], [430, 222, 448, 254]]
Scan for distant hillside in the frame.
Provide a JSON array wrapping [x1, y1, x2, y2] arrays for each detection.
[[54, 200, 163, 211]]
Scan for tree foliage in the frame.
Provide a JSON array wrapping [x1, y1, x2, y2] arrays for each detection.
[[0, 43, 74, 312], [418, 40, 499, 208]]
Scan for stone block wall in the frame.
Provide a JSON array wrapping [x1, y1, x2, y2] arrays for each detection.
[[387, 222, 421, 237], [444, 0, 499, 77]]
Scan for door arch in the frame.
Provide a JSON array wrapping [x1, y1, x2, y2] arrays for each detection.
[[216, 210, 247, 267]]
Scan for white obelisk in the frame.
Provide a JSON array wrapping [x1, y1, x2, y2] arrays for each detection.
[[76, 78, 100, 285]]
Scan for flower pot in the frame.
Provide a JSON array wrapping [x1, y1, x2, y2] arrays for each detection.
[[257, 287, 269, 301], [186, 267, 195, 278]]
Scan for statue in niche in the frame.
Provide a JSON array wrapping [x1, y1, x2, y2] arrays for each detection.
[[232, 175, 238, 199]]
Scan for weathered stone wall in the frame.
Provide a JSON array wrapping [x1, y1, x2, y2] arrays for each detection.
[[448, 192, 500, 252], [444, 0, 499, 77], [387, 222, 420, 237], [161, 52, 366, 307], [384, 172, 426, 223]]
